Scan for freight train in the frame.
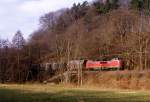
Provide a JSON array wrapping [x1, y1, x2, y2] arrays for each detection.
[[40, 58, 123, 74], [28, 58, 122, 80]]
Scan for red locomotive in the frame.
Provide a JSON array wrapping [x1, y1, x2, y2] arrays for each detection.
[[67, 58, 122, 71], [86, 58, 122, 70]]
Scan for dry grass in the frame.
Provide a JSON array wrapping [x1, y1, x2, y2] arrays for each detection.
[[1, 71, 150, 102], [83, 70, 150, 90]]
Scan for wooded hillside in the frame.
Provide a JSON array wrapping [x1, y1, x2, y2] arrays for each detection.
[[0, 0, 150, 83]]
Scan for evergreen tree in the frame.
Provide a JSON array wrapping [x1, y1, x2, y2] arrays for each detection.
[[12, 30, 26, 49], [93, 0, 119, 14], [0, 39, 2, 48], [143, 0, 150, 10], [111, 0, 119, 9], [131, 0, 150, 11], [131, 0, 140, 10], [2, 39, 11, 48]]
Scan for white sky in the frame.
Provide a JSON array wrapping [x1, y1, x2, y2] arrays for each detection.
[[0, 0, 93, 40]]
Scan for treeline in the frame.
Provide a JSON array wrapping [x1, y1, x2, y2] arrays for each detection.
[[0, 31, 44, 83], [0, 0, 150, 83]]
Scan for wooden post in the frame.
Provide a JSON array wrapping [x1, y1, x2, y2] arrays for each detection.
[[80, 62, 83, 87], [77, 61, 83, 87], [67, 41, 71, 84], [144, 39, 148, 70], [17, 49, 21, 82], [78, 62, 80, 86]]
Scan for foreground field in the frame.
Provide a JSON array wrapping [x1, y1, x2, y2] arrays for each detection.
[[0, 84, 150, 102]]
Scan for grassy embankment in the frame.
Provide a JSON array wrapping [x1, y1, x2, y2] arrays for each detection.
[[0, 84, 150, 102]]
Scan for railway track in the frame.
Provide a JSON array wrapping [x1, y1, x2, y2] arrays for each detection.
[[45, 70, 150, 83]]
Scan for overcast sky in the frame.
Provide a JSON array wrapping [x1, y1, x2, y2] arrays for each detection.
[[0, 0, 93, 40]]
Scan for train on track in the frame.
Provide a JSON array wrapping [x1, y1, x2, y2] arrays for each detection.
[[28, 58, 123, 80], [68, 58, 122, 71], [40, 58, 123, 74]]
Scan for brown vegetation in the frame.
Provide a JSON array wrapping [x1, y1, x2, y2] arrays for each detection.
[[83, 70, 150, 90], [0, 0, 150, 88]]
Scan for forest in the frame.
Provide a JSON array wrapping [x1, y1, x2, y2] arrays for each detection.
[[0, 0, 150, 84]]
